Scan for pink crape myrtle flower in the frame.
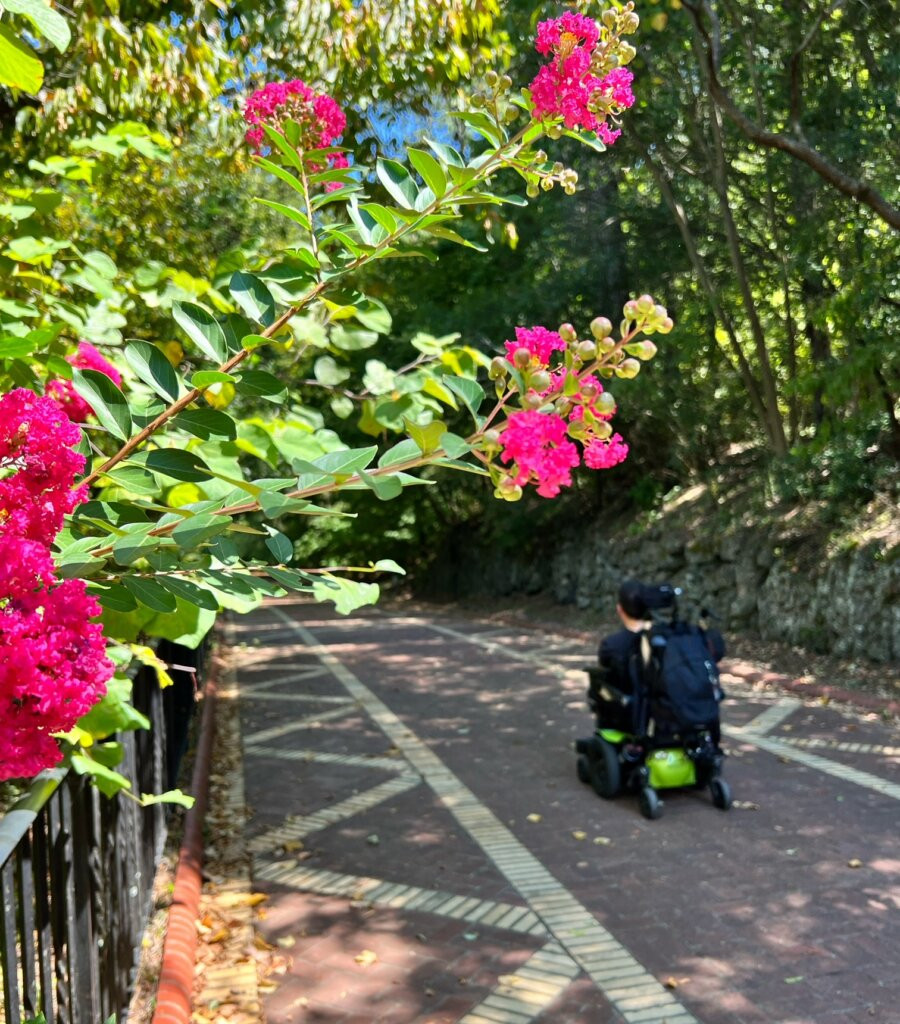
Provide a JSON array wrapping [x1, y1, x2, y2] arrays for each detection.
[[504, 325, 566, 368], [584, 432, 629, 469], [46, 342, 122, 424], [0, 388, 111, 782], [499, 409, 581, 498], [528, 13, 635, 141], [243, 79, 349, 189]]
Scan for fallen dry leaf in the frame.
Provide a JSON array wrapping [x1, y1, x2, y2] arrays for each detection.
[[526, 813, 542, 823], [276, 936, 296, 948], [354, 949, 378, 967], [572, 830, 587, 840], [593, 836, 611, 845], [281, 840, 304, 853], [847, 858, 863, 868]]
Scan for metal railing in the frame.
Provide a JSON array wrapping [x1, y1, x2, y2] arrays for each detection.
[[0, 645, 203, 1024]]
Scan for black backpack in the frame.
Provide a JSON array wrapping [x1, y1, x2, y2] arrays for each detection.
[[642, 621, 722, 731]]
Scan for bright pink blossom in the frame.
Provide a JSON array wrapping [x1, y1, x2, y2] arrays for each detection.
[[499, 410, 581, 498], [0, 388, 110, 782], [584, 432, 629, 469], [528, 14, 635, 142], [535, 12, 600, 55], [243, 79, 348, 182], [504, 326, 566, 367]]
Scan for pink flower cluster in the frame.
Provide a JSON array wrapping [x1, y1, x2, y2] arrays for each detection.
[[504, 325, 566, 367], [529, 12, 635, 142], [499, 410, 580, 498], [243, 79, 349, 187], [46, 342, 121, 424], [497, 333, 630, 497], [0, 389, 111, 782]]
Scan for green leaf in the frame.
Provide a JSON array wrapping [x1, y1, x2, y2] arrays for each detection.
[[252, 159, 307, 201], [404, 418, 447, 454], [136, 448, 211, 482], [425, 225, 488, 251], [376, 158, 418, 210], [230, 271, 276, 326], [0, 24, 44, 93], [373, 559, 406, 574], [123, 576, 178, 613], [377, 438, 421, 468], [173, 301, 228, 363], [112, 524, 159, 565], [314, 355, 350, 387], [312, 575, 380, 615], [445, 376, 485, 421], [362, 359, 396, 395], [452, 111, 505, 147], [409, 148, 448, 198], [235, 370, 287, 400], [70, 754, 131, 798], [92, 583, 139, 612], [264, 527, 294, 563], [173, 409, 237, 441], [81, 250, 117, 279], [3, 0, 70, 49], [171, 514, 231, 549], [357, 470, 403, 500], [424, 137, 465, 168], [261, 123, 304, 171], [439, 432, 471, 458], [313, 446, 378, 477], [331, 325, 379, 351], [140, 790, 195, 809], [253, 196, 310, 229], [71, 368, 132, 440], [77, 676, 150, 736], [191, 370, 236, 387], [125, 341, 182, 402], [156, 575, 220, 611], [353, 297, 392, 334]]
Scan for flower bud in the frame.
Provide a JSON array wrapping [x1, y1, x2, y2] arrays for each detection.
[[563, 183, 576, 195], [547, 124, 562, 139], [482, 428, 502, 450], [653, 303, 667, 322], [623, 300, 639, 321], [485, 69, 499, 87], [495, 476, 523, 501], [590, 316, 613, 340], [513, 346, 532, 369], [529, 370, 552, 392], [503, 106, 519, 124], [602, 9, 618, 28], [580, 380, 600, 401], [592, 419, 613, 440], [567, 418, 589, 440], [558, 322, 577, 343], [598, 337, 617, 354], [577, 339, 597, 361], [522, 390, 544, 410], [635, 340, 657, 361], [535, 149, 548, 163], [552, 161, 564, 174], [618, 41, 637, 64], [595, 391, 617, 416], [555, 397, 574, 417], [540, 176, 554, 191], [635, 294, 655, 315], [658, 317, 674, 334], [621, 11, 640, 33], [500, 74, 513, 91], [616, 358, 641, 379], [489, 356, 509, 380], [526, 181, 540, 199]]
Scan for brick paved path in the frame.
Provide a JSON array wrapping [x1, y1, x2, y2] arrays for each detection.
[[229, 600, 900, 1024]]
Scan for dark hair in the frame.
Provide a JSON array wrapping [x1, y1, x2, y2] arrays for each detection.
[[618, 579, 648, 619]]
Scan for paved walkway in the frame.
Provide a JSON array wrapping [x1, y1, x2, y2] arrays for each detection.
[[228, 600, 900, 1024]]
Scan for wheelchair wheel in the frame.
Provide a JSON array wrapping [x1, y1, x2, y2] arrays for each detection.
[[590, 738, 621, 799], [709, 777, 732, 811], [639, 786, 663, 820], [576, 755, 590, 784]]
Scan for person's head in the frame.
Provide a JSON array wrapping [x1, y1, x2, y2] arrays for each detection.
[[616, 578, 649, 627]]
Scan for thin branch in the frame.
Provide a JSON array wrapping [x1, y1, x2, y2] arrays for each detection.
[[682, 0, 900, 230]]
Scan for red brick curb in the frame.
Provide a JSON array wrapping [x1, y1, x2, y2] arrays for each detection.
[[151, 657, 219, 1024]]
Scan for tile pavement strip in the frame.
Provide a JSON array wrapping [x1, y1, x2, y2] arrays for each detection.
[[269, 607, 698, 1024], [779, 737, 900, 757]]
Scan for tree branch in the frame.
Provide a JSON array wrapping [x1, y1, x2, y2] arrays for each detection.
[[682, 0, 900, 230]]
